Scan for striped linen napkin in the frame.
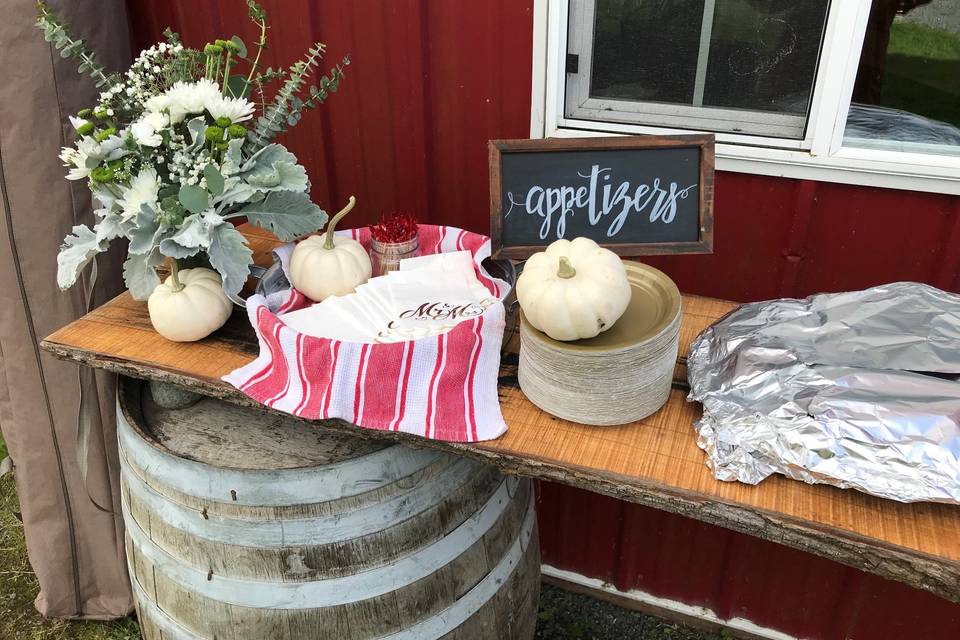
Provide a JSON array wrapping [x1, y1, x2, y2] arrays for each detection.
[[223, 225, 510, 442]]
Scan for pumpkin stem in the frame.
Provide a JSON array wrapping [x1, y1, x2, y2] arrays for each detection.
[[557, 256, 576, 279], [169, 258, 185, 292], [323, 195, 357, 250]]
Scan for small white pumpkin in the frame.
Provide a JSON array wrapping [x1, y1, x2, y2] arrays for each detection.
[[516, 237, 631, 341], [147, 267, 233, 342], [290, 196, 372, 301]]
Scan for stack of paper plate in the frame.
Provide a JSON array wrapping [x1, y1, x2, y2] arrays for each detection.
[[518, 261, 682, 426]]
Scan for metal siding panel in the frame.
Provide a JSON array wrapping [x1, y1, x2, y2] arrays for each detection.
[[642, 172, 802, 301], [796, 182, 959, 296], [127, 3, 960, 638]]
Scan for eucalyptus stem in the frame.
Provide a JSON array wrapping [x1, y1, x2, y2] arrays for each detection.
[[169, 259, 184, 292], [242, 17, 268, 93]]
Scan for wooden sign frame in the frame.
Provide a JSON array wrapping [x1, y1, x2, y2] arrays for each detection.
[[488, 135, 715, 260]]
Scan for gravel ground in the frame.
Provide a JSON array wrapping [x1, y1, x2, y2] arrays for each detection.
[[535, 583, 728, 640], [902, 2, 960, 35]]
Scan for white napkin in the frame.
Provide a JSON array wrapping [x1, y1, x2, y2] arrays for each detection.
[[278, 251, 498, 343]]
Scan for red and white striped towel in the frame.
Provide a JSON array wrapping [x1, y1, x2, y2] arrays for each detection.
[[223, 225, 510, 442]]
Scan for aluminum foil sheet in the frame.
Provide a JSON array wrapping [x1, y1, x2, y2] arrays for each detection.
[[687, 282, 960, 504]]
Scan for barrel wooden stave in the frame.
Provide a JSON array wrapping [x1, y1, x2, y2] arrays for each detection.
[[118, 378, 540, 640], [120, 456, 506, 582], [125, 480, 534, 639]]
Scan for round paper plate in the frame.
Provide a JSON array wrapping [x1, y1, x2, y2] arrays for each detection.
[[520, 260, 681, 351]]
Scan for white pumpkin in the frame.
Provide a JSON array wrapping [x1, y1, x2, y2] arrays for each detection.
[[147, 267, 233, 342], [516, 237, 631, 341], [290, 196, 372, 301]]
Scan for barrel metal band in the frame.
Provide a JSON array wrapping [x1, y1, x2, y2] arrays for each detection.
[[123, 475, 522, 608], [120, 454, 482, 547]]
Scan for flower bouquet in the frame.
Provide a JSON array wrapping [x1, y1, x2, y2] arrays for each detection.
[[37, 0, 348, 341]]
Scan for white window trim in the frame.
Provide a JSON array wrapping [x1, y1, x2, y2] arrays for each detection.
[[531, 0, 960, 195]]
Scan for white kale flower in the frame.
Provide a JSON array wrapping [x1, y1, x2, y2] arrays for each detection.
[[118, 167, 160, 221]]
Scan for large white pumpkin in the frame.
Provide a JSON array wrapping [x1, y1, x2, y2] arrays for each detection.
[[290, 196, 372, 301], [516, 237, 631, 341], [147, 267, 233, 342]]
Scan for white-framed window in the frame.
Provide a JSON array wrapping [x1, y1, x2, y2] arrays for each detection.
[[531, 0, 960, 194]]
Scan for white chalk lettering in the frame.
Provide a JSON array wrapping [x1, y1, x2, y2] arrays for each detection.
[[507, 165, 697, 240]]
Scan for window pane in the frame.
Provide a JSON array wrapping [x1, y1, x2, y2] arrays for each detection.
[[702, 1, 830, 115], [845, 1, 960, 156], [586, 0, 829, 118], [590, 0, 706, 104]]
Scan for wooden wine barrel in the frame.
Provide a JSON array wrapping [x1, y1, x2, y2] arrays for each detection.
[[116, 377, 540, 640]]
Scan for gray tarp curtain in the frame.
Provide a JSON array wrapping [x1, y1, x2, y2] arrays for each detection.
[[0, 0, 133, 619]]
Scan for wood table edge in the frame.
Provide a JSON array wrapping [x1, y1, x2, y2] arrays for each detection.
[[40, 336, 960, 603]]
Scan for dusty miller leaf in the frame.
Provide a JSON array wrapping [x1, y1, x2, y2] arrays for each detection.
[[207, 224, 253, 297], [94, 211, 129, 243], [235, 191, 327, 241], [57, 224, 105, 290], [122, 251, 160, 301], [244, 161, 308, 192], [187, 117, 207, 147], [128, 204, 160, 255], [240, 143, 297, 173], [221, 138, 246, 175]]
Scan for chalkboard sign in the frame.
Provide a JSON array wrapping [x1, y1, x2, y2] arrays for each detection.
[[488, 135, 714, 260]]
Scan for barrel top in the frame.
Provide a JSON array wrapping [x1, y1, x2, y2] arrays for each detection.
[[123, 379, 387, 470]]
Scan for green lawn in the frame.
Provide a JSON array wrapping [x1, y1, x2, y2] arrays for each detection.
[[0, 431, 139, 640], [882, 21, 960, 128]]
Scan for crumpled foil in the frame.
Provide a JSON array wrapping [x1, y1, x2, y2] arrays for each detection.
[[687, 282, 960, 504]]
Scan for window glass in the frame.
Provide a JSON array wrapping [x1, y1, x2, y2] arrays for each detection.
[[701, 1, 830, 115], [587, 0, 829, 117], [845, 1, 960, 156], [590, 0, 705, 104]]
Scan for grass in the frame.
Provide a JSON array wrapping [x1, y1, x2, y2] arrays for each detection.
[[881, 21, 960, 128], [0, 431, 140, 640]]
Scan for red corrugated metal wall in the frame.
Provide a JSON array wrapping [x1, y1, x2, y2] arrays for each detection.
[[126, 2, 960, 639]]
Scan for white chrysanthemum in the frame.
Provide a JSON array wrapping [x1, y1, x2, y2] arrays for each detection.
[[61, 135, 127, 181], [131, 121, 162, 147], [205, 94, 256, 123], [68, 115, 88, 132], [145, 94, 169, 113], [118, 168, 160, 221], [160, 78, 222, 123], [143, 111, 169, 130], [59, 146, 89, 181], [97, 134, 128, 161], [130, 111, 169, 147]]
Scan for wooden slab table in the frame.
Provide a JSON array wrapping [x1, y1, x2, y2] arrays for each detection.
[[41, 226, 960, 603]]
